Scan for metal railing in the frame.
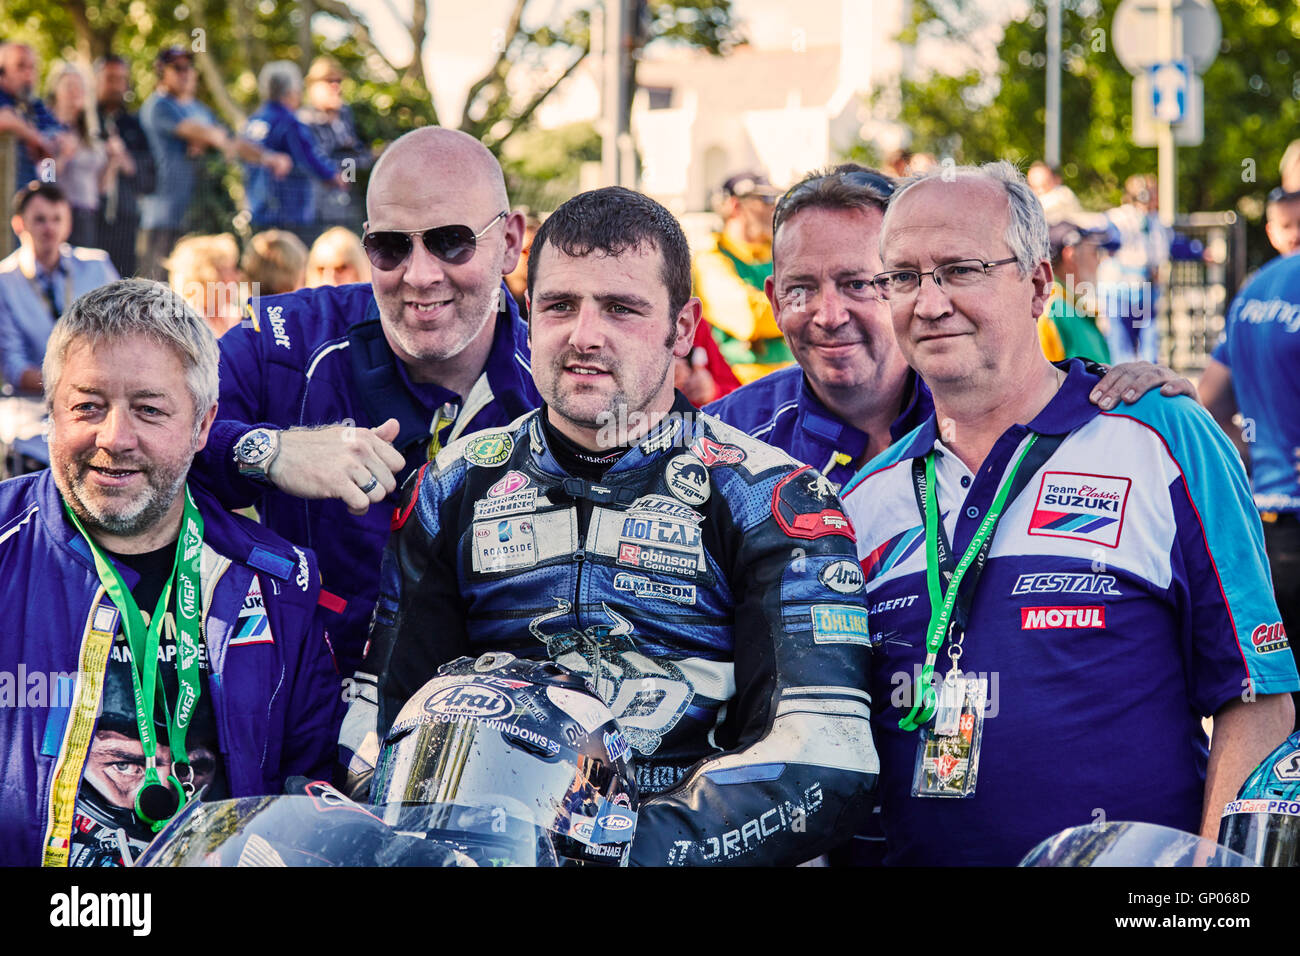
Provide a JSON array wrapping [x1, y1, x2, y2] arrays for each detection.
[[1159, 211, 1247, 374]]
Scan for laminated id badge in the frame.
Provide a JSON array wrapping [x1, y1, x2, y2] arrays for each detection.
[[911, 673, 988, 798]]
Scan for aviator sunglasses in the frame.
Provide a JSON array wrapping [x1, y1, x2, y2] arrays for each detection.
[[362, 210, 508, 271]]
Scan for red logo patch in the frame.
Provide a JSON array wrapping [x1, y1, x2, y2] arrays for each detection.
[[690, 436, 746, 467], [772, 467, 855, 540], [1251, 621, 1288, 654], [1020, 606, 1106, 629]]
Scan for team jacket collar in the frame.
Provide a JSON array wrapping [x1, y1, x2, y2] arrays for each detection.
[[899, 358, 1101, 460], [32, 469, 299, 587], [348, 286, 534, 457], [796, 367, 930, 463]]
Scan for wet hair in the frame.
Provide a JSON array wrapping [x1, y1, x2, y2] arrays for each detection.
[[527, 186, 692, 319], [771, 163, 894, 252]]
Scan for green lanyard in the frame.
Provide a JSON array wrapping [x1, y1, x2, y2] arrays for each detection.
[[64, 486, 205, 831], [898, 436, 1040, 732]]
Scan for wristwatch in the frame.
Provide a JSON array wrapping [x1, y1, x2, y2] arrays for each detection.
[[233, 427, 281, 482]]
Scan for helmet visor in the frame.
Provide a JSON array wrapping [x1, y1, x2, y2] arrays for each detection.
[[372, 715, 634, 852], [1219, 799, 1300, 867]]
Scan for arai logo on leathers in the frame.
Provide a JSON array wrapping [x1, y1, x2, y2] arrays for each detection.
[[819, 559, 864, 594]]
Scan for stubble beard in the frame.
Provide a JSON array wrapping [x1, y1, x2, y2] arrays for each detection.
[[54, 447, 191, 541]]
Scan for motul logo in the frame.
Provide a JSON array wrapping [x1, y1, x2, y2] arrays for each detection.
[[1020, 606, 1106, 629]]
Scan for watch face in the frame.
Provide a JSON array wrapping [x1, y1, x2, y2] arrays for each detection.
[[239, 431, 272, 464]]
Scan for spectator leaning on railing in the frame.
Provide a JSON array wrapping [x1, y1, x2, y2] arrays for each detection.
[[95, 54, 156, 278], [0, 43, 59, 196], [139, 46, 291, 282]]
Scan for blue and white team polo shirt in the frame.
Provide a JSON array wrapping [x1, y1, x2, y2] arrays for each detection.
[[841, 358, 1299, 866], [1212, 253, 1300, 514]]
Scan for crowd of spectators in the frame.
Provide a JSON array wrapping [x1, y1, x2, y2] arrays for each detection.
[[0, 40, 375, 402]]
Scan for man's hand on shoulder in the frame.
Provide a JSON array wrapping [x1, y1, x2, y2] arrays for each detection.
[[268, 418, 407, 515], [1089, 361, 1197, 410]]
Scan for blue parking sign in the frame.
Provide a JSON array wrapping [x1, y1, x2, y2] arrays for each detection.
[[1149, 61, 1189, 123]]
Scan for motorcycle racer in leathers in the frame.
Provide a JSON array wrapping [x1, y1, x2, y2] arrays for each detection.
[[343, 401, 878, 865], [341, 186, 878, 866]]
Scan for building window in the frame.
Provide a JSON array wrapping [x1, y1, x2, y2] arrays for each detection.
[[645, 86, 673, 110]]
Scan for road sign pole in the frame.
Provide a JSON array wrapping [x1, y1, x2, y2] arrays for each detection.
[[1157, 0, 1176, 227], [1046, 0, 1061, 168]]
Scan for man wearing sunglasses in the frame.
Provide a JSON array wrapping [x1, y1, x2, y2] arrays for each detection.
[[706, 164, 1190, 493], [839, 161, 1297, 866], [193, 126, 540, 679]]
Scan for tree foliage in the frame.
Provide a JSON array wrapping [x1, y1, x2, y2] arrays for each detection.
[[2, 0, 740, 226], [873, 0, 1300, 243]]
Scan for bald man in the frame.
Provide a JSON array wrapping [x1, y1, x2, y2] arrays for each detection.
[[194, 127, 541, 675]]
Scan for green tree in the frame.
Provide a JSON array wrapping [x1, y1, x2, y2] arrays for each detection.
[[871, 0, 1300, 264], [500, 121, 602, 213], [3, 0, 742, 230]]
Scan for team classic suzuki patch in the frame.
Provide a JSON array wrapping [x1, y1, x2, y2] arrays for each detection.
[[1027, 472, 1130, 548], [1020, 605, 1106, 629]]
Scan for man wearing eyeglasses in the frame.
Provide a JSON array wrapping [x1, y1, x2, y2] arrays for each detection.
[[839, 161, 1297, 866], [192, 126, 540, 678], [706, 164, 1188, 493]]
